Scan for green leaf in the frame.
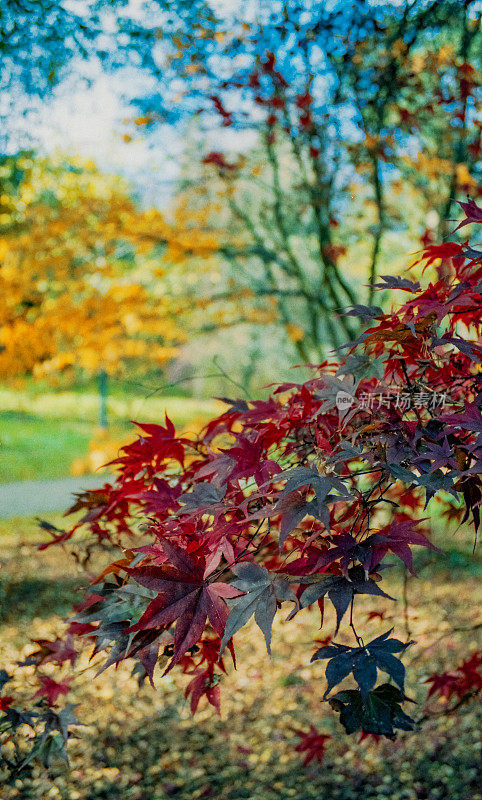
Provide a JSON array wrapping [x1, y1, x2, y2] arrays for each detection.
[[389, 463, 416, 483], [323, 653, 354, 698], [220, 563, 295, 654], [373, 651, 406, 692], [352, 654, 378, 699], [329, 684, 417, 738], [179, 483, 226, 511]]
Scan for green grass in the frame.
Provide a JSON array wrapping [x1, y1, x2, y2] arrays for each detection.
[[0, 387, 222, 426], [0, 511, 75, 545], [0, 411, 106, 482], [0, 390, 222, 483]]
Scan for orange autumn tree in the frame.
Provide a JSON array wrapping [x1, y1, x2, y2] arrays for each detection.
[[0, 154, 187, 394], [0, 154, 227, 410]]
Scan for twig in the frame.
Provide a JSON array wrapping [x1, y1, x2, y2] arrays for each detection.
[[349, 595, 364, 647]]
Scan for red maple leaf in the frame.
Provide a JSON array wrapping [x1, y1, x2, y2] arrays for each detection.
[[359, 731, 382, 744], [366, 610, 387, 622], [424, 670, 461, 700], [296, 92, 312, 108], [453, 197, 482, 231], [33, 676, 71, 706], [110, 416, 186, 478], [263, 52, 276, 73], [202, 151, 236, 170], [128, 539, 241, 671], [457, 652, 482, 695], [414, 241, 464, 270], [208, 95, 233, 126], [67, 621, 97, 637], [222, 435, 282, 484], [0, 696, 14, 711], [392, 487, 423, 512], [294, 725, 330, 766], [425, 652, 482, 701], [366, 517, 441, 575], [185, 668, 221, 715], [441, 403, 482, 433], [29, 636, 77, 667]]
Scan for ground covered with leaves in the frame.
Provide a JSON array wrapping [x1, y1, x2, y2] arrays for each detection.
[[0, 515, 480, 800]]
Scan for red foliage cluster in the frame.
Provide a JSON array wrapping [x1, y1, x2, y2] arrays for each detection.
[[294, 725, 331, 766], [204, 53, 319, 151], [2, 199, 481, 763], [424, 652, 482, 702]]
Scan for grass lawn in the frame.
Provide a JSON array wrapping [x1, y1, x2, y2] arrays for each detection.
[[0, 410, 128, 483], [0, 515, 480, 799], [0, 390, 222, 483], [0, 409, 134, 483]]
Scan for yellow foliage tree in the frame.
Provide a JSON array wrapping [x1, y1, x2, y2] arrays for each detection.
[[0, 154, 192, 388]]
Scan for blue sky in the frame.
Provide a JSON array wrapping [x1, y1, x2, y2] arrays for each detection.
[[25, 0, 255, 207]]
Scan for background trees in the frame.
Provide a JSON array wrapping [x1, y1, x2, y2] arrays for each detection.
[[0, 0, 211, 118], [130, 0, 481, 363], [0, 155, 183, 387], [1, 0, 480, 387]]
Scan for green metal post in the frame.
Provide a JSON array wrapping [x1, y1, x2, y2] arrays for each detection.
[[99, 369, 108, 429]]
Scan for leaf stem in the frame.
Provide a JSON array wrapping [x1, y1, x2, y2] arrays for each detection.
[[349, 595, 364, 648]]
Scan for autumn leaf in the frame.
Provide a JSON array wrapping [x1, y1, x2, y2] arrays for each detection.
[[366, 518, 441, 576], [453, 197, 482, 231], [185, 668, 221, 715], [220, 562, 296, 654], [128, 539, 241, 670], [298, 567, 395, 634], [33, 676, 72, 706], [294, 725, 330, 766]]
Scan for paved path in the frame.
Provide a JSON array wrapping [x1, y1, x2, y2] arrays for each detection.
[[0, 475, 114, 518]]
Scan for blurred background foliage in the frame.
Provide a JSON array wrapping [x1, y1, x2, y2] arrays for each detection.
[[0, 0, 480, 479]]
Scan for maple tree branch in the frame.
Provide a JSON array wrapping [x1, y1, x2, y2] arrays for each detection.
[[278, 104, 351, 349], [264, 130, 328, 349], [367, 153, 387, 307], [402, 568, 412, 642], [212, 355, 253, 400], [223, 197, 313, 361], [417, 690, 481, 726], [417, 621, 482, 652], [349, 595, 364, 648]]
